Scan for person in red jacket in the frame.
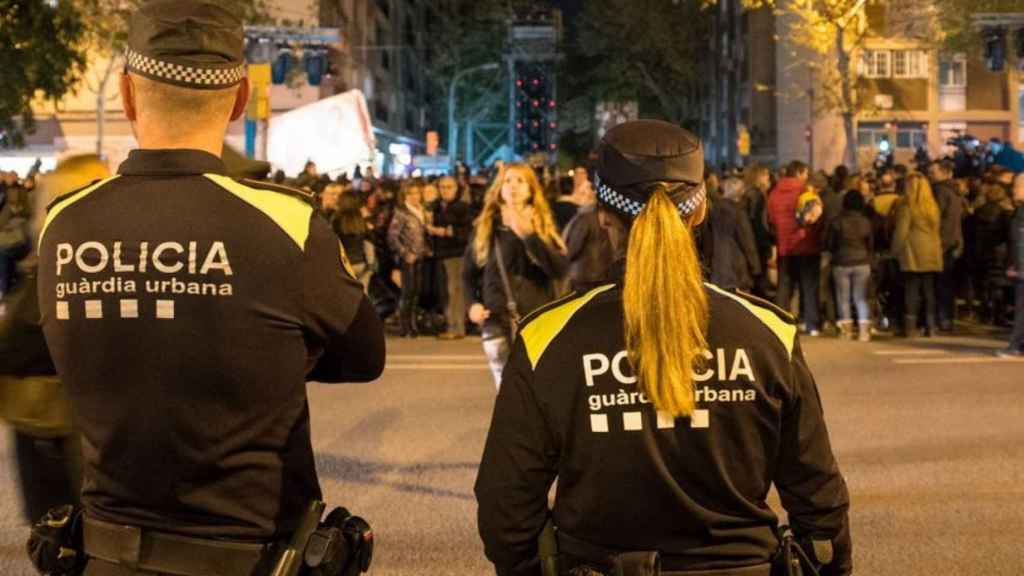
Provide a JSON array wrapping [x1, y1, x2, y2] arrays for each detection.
[[768, 161, 825, 335]]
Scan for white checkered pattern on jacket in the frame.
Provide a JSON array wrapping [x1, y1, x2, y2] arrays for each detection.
[[594, 174, 707, 218], [126, 47, 245, 88]]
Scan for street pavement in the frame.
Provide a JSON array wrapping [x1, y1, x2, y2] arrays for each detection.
[[2, 330, 1022, 575]]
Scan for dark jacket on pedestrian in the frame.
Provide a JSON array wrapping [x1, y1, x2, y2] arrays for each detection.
[[387, 204, 431, 262], [701, 199, 761, 291], [562, 204, 614, 292], [745, 187, 773, 260], [932, 179, 964, 255], [432, 199, 473, 260], [969, 200, 1012, 272], [1012, 205, 1024, 274], [827, 193, 875, 268], [767, 177, 823, 256], [464, 221, 569, 335]]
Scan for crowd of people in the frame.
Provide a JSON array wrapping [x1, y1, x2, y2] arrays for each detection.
[[3, 149, 1023, 360], [700, 158, 1023, 356], [267, 152, 1024, 361]]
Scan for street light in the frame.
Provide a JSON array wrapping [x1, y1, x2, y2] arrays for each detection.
[[448, 63, 500, 169]]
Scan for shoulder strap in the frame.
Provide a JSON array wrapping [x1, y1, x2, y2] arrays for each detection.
[[493, 232, 520, 321]]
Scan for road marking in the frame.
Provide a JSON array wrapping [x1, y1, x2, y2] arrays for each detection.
[[388, 354, 484, 361], [387, 364, 489, 371], [893, 357, 1024, 365], [872, 349, 948, 356]]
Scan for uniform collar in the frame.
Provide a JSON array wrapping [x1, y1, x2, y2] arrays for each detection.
[[118, 149, 227, 176]]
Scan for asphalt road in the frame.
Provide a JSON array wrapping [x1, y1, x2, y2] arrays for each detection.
[[2, 330, 1023, 575]]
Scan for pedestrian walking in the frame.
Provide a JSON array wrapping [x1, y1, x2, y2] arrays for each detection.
[[475, 120, 851, 576], [464, 164, 568, 388], [827, 191, 875, 341], [928, 160, 965, 331], [562, 171, 613, 293], [997, 173, 1024, 357], [743, 164, 773, 298], [701, 177, 761, 292], [432, 176, 473, 339], [34, 3, 384, 573], [388, 180, 432, 337], [891, 173, 944, 337], [333, 192, 375, 291], [768, 161, 825, 335]]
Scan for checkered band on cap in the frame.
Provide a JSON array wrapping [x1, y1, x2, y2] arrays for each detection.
[[125, 47, 245, 89], [595, 174, 706, 218]]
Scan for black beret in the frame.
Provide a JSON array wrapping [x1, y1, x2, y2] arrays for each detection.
[[594, 120, 706, 218], [126, 0, 245, 90]]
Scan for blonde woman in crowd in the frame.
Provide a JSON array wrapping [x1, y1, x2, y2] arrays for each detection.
[[891, 173, 943, 337], [463, 163, 568, 387]]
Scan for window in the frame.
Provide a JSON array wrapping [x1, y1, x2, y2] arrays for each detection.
[[939, 55, 966, 88], [857, 123, 888, 148], [860, 123, 884, 146], [860, 50, 890, 78], [896, 124, 927, 149], [892, 50, 928, 79]]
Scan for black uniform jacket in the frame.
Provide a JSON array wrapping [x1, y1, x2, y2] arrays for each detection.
[[37, 150, 385, 541], [475, 281, 851, 575]]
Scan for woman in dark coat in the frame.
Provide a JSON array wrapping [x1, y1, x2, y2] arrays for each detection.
[[464, 164, 568, 388]]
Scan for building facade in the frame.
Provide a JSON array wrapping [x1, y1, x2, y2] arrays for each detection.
[[709, 0, 1024, 172], [321, 0, 454, 170], [4, 0, 450, 177]]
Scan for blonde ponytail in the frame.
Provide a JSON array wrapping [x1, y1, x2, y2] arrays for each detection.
[[623, 187, 709, 418]]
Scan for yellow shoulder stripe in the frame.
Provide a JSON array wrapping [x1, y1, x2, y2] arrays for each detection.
[[521, 284, 616, 369], [705, 283, 796, 358], [39, 176, 121, 248], [205, 174, 313, 251]]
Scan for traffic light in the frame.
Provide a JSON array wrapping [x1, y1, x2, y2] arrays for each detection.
[[514, 63, 558, 156], [984, 27, 1006, 72]]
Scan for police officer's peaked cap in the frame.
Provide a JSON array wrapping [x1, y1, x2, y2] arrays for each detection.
[[594, 120, 707, 218], [126, 0, 246, 90]]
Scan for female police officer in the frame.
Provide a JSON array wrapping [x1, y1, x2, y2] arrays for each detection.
[[475, 120, 851, 576]]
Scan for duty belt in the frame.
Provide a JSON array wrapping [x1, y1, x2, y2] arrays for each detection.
[[83, 516, 272, 576], [557, 530, 772, 576]]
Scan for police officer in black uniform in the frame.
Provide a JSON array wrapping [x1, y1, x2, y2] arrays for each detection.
[[36, 2, 385, 574], [475, 121, 851, 576]]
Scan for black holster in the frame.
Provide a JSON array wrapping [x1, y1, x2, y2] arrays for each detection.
[[769, 527, 826, 576], [298, 506, 374, 576], [27, 504, 86, 576]]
